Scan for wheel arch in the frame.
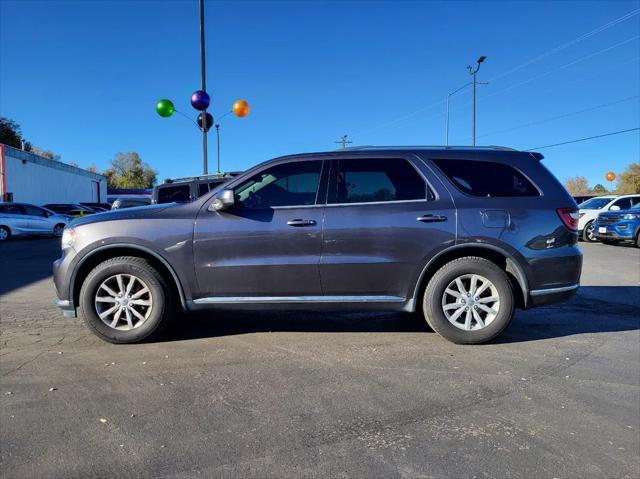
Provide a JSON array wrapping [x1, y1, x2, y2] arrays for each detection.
[[412, 244, 529, 310], [71, 244, 187, 311]]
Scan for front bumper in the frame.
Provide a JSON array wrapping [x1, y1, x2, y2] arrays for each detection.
[[593, 221, 637, 241], [55, 297, 77, 318]]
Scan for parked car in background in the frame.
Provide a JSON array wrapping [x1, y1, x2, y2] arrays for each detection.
[[111, 197, 152, 210], [152, 173, 240, 204], [572, 195, 595, 205], [0, 202, 70, 241], [594, 203, 640, 247], [81, 202, 112, 211], [577, 195, 640, 242], [53, 146, 582, 345], [43, 203, 97, 217]]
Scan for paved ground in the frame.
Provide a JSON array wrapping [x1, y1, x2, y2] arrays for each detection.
[[1, 238, 638, 479]]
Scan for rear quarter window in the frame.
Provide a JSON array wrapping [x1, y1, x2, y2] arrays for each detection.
[[432, 159, 540, 197]]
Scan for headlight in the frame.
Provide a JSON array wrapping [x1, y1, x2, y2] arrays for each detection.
[[623, 214, 640, 220], [61, 228, 77, 249]]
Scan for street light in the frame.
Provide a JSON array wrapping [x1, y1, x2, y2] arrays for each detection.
[[467, 55, 487, 146]]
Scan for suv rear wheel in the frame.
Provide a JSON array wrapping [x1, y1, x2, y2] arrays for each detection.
[[79, 256, 173, 344], [0, 226, 10, 241], [423, 257, 514, 344]]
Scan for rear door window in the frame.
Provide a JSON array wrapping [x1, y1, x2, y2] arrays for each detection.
[[432, 159, 539, 197], [0, 204, 25, 215], [23, 205, 48, 217], [328, 158, 429, 204], [158, 185, 191, 203]]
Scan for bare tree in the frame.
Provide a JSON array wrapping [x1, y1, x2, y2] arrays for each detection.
[[564, 176, 591, 196]]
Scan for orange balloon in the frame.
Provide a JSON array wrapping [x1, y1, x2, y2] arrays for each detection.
[[605, 171, 616, 182], [232, 99, 250, 118]]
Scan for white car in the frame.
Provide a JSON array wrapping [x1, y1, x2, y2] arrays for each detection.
[[0, 203, 71, 241], [578, 194, 640, 242]]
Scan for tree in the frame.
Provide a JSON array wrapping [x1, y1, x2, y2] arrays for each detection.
[[564, 176, 591, 196], [104, 152, 157, 189], [616, 162, 640, 194], [592, 183, 606, 194], [30, 145, 61, 161], [0, 117, 24, 149], [86, 164, 98, 173]]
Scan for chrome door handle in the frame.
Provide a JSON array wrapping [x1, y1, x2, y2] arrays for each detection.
[[417, 214, 447, 223], [287, 219, 317, 227]]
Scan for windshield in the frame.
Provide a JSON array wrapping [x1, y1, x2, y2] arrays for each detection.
[[579, 197, 613, 209]]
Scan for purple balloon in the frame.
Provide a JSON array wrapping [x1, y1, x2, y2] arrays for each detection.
[[191, 90, 210, 111]]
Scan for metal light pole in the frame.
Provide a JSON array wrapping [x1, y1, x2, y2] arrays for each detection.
[[199, 0, 208, 174], [215, 124, 221, 173], [467, 55, 486, 146], [335, 135, 352, 149]]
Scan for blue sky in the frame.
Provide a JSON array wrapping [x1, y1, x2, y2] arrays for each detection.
[[1, 0, 638, 188]]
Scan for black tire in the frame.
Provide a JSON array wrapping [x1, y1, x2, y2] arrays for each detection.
[[582, 221, 598, 242], [636, 234, 640, 248], [0, 226, 10, 241], [53, 223, 65, 237], [422, 257, 515, 345], [79, 256, 174, 344]]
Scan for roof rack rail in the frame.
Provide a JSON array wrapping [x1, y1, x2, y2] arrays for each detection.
[[162, 171, 240, 184], [339, 145, 518, 152]]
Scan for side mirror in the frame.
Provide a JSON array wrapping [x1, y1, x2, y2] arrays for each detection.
[[209, 189, 235, 211], [609, 205, 621, 211]]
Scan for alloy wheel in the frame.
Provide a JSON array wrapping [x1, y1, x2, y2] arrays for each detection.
[[441, 274, 500, 331], [94, 274, 153, 331], [53, 225, 65, 237], [0, 228, 8, 241]]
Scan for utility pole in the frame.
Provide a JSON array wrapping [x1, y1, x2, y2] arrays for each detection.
[[335, 135, 352, 149], [199, 0, 208, 174], [215, 124, 221, 174], [467, 55, 486, 146]]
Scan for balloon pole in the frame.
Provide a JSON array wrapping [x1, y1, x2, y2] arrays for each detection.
[[199, 0, 208, 175], [215, 124, 221, 174]]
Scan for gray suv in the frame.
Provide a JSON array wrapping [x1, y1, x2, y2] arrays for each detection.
[[53, 147, 582, 345]]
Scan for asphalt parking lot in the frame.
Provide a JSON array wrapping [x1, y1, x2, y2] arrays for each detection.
[[1, 239, 639, 478]]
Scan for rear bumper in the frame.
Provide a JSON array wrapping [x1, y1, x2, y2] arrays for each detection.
[[528, 283, 579, 307], [54, 297, 77, 318]]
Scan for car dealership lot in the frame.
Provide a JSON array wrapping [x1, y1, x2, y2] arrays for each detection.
[[1, 240, 638, 478]]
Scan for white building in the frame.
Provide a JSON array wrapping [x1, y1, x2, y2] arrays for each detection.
[[0, 144, 107, 204]]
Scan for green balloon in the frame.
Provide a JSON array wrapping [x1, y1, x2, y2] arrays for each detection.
[[156, 99, 175, 118]]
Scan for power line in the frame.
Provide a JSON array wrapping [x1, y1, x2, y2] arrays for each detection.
[[351, 9, 640, 139], [526, 127, 640, 151], [479, 35, 639, 102], [489, 8, 640, 82], [479, 95, 639, 139]]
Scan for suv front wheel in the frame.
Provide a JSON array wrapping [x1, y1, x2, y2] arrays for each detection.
[[423, 257, 515, 344], [79, 256, 173, 344]]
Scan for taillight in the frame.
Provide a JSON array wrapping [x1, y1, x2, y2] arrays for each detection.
[[557, 207, 579, 232]]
